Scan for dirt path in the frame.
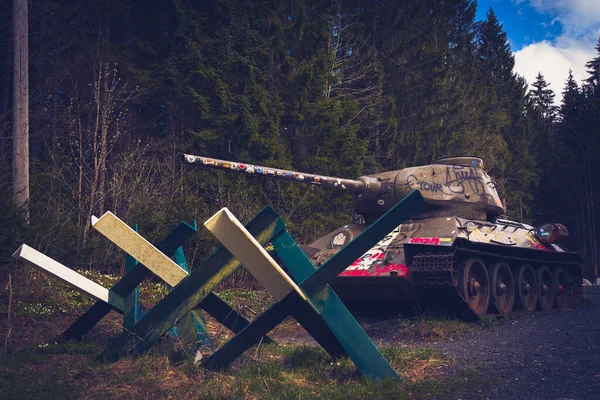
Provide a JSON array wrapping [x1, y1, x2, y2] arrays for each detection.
[[424, 287, 600, 400], [271, 287, 600, 399]]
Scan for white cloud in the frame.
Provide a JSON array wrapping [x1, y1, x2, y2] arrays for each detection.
[[512, 0, 600, 103], [514, 41, 593, 103], [527, 0, 600, 36]]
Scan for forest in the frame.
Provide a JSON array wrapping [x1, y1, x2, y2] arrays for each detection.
[[0, 0, 599, 280]]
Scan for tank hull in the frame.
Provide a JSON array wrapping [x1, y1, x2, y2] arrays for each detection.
[[311, 216, 584, 318]]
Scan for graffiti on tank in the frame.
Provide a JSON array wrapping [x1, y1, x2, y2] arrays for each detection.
[[409, 237, 439, 245], [406, 175, 444, 193], [419, 181, 443, 193], [527, 237, 548, 250], [377, 227, 402, 246], [405, 167, 486, 197], [340, 264, 409, 277], [409, 237, 453, 246], [340, 226, 402, 274], [348, 252, 386, 270], [445, 166, 485, 195]]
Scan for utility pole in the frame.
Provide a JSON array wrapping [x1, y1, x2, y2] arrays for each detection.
[[12, 0, 29, 221]]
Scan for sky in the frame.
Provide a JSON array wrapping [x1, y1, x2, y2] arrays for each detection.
[[476, 0, 600, 104]]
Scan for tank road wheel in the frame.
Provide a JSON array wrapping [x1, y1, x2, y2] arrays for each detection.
[[514, 265, 537, 312], [553, 267, 569, 309], [489, 262, 515, 316], [536, 266, 555, 311], [459, 258, 491, 316]]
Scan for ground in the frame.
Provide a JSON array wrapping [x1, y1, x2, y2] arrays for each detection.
[[0, 266, 598, 399]]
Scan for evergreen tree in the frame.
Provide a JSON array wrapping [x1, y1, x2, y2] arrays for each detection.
[[528, 73, 559, 225], [584, 37, 600, 91], [580, 38, 600, 277], [530, 72, 559, 122]]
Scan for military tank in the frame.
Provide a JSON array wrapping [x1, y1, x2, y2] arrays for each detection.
[[183, 153, 583, 318]]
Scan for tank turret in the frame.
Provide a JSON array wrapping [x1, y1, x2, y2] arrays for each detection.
[[183, 154, 504, 222]]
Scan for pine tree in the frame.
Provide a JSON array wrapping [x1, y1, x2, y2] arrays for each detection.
[[581, 38, 600, 278], [476, 8, 514, 85], [528, 73, 560, 225], [584, 37, 600, 91], [530, 72, 559, 122]]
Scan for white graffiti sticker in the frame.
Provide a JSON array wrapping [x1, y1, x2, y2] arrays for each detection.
[[344, 227, 402, 271]]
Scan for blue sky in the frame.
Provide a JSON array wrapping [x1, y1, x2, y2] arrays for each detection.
[[476, 0, 600, 103]]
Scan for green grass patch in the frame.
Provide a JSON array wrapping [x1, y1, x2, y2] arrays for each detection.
[[0, 342, 461, 400]]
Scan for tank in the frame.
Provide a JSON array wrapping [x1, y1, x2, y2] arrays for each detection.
[[183, 153, 584, 318]]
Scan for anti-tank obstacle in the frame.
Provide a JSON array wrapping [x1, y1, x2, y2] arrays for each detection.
[[12, 190, 425, 380]]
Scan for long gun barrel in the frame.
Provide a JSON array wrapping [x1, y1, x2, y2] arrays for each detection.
[[183, 153, 367, 193], [183, 153, 505, 222]]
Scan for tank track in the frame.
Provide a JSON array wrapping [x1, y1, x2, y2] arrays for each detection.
[[407, 240, 584, 318]]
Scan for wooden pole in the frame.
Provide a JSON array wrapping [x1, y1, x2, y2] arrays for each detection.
[[12, 0, 29, 221]]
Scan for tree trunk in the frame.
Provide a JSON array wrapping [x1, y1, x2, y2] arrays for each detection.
[[77, 112, 84, 227], [1, 28, 11, 140], [12, 0, 29, 221], [583, 145, 598, 280], [98, 62, 110, 215], [82, 63, 104, 244]]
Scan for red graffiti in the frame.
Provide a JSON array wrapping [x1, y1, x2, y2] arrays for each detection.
[[528, 239, 548, 250], [339, 264, 409, 277], [409, 237, 440, 245]]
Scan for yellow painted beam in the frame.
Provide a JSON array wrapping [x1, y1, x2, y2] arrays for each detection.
[[92, 212, 188, 287], [204, 208, 306, 301]]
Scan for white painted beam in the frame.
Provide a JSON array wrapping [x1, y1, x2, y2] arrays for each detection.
[[92, 212, 188, 287], [204, 208, 306, 301], [12, 244, 124, 310]]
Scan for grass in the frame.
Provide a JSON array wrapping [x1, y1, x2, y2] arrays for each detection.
[[0, 263, 492, 399], [0, 340, 462, 400]]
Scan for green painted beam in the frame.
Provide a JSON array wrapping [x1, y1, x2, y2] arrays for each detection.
[[123, 225, 141, 332], [300, 190, 423, 296], [307, 285, 398, 380], [198, 293, 274, 344], [175, 309, 211, 362], [203, 293, 296, 370], [288, 294, 347, 358], [59, 302, 117, 342], [273, 230, 399, 380], [270, 231, 346, 358], [170, 244, 213, 353], [99, 206, 286, 361], [271, 194, 423, 380]]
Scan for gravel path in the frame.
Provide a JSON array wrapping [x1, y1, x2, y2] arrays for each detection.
[[426, 286, 600, 400]]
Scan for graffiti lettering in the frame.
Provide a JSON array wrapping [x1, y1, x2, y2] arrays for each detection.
[[409, 237, 440, 245], [419, 181, 443, 193], [408, 237, 453, 246], [405, 174, 419, 191], [406, 170, 485, 197], [444, 166, 485, 195], [340, 264, 409, 277]]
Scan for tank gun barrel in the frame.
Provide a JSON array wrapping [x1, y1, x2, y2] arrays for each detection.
[[182, 153, 366, 193], [183, 153, 506, 222]]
